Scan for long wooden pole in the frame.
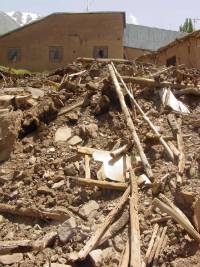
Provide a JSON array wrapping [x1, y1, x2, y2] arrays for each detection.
[[108, 64, 153, 179], [111, 62, 174, 161], [129, 168, 141, 267], [76, 187, 131, 261], [152, 198, 200, 242]]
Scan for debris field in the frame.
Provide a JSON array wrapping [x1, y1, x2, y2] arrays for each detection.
[[0, 58, 200, 267]]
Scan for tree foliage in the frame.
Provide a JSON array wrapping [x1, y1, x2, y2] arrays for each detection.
[[179, 18, 194, 33]]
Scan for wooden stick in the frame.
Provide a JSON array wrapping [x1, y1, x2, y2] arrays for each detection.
[[147, 227, 163, 264], [119, 239, 130, 267], [108, 64, 153, 179], [152, 198, 200, 242], [85, 155, 91, 179], [122, 76, 187, 89], [68, 70, 87, 78], [58, 100, 83, 116], [160, 235, 168, 254], [0, 240, 32, 254], [159, 193, 194, 229], [33, 231, 57, 250], [112, 63, 174, 161], [77, 57, 132, 63], [0, 231, 57, 255], [76, 187, 131, 261], [146, 134, 191, 141], [150, 66, 175, 78], [99, 209, 129, 246], [177, 118, 185, 175], [150, 216, 171, 224], [110, 144, 130, 158], [0, 204, 70, 222], [67, 176, 128, 191], [129, 168, 141, 267], [152, 226, 168, 266], [168, 141, 180, 158], [142, 224, 159, 267], [77, 146, 102, 155]]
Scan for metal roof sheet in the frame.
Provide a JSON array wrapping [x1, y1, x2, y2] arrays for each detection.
[[124, 24, 187, 51]]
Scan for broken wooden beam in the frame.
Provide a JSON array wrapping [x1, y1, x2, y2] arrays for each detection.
[[152, 226, 168, 266], [77, 57, 132, 63], [99, 209, 129, 246], [119, 238, 130, 267], [108, 64, 153, 179], [67, 176, 128, 191], [112, 62, 174, 161], [177, 118, 185, 176], [152, 197, 200, 243], [129, 168, 141, 267], [122, 76, 187, 89], [58, 100, 84, 116], [110, 143, 131, 158], [85, 155, 91, 179], [0, 204, 70, 222], [75, 186, 131, 261], [0, 231, 57, 255], [147, 227, 163, 264], [142, 224, 159, 267]]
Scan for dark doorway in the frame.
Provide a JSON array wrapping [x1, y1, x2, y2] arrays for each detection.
[[93, 46, 108, 58], [166, 55, 176, 66]]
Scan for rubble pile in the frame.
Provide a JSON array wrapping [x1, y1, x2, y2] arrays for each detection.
[[0, 58, 200, 267]]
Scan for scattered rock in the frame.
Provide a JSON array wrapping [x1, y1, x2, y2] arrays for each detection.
[[86, 123, 98, 138], [64, 164, 77, 176], [93, 95, 110, 115], [66, 112, 79, 123], [112, 235, 124, 252], [58, 217, 77, 243], [79, 123, 98, 139], [79, 200, 99, 218], [37, 186, 55, 197], [29, 156, 36, 165], [23, 143, 34, 153], [89, 249, 103, 267], [0, 253, 23, 265], [52, 180, 65, 189], [68, 135, 82, 146], [0, 111, 22, 162], [55, 126, 72, 142]]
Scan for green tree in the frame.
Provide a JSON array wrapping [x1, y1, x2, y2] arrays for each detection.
[[179, 18, 195, 33]]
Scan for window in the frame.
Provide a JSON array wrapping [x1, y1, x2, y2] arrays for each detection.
[[166, 56, 176, 67], [8, 48, 21, 62], [49, 46, 63, 62], [93, 46, 108, 58]]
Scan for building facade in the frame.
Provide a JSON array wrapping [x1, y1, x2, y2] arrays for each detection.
[[124, 24, 186, 61], [138, 31, 200, 68], [0, 12, 125, 71]]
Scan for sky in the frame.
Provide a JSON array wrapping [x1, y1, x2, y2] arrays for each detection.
[[1, 0, 200, 31]]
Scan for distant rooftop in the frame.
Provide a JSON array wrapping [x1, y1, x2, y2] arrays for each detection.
[[124, 24, 187, 51]]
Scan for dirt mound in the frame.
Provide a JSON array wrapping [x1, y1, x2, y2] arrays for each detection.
[[0, 58, 200, 266]]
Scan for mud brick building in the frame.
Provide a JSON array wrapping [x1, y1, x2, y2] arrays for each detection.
[[124, 24, 186, 61], [138, 30, 200, 68], [0, 12, 125, 71]]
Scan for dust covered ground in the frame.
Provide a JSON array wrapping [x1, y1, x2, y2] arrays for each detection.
[[0, 59, 200, 267]]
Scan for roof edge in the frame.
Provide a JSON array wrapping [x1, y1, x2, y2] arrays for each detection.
[[157, 30, 200, 53], [0, 11, 126, 39]]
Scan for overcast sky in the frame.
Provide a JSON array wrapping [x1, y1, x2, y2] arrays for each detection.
[[1, 0, 200, 30]]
